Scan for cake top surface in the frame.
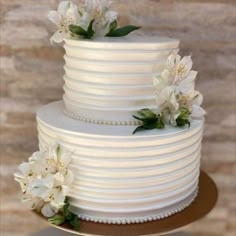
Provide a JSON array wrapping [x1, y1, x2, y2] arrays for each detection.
[[64, 36, 180, 50], [65, 36, 179, 44], [37, 101, 203, 138]]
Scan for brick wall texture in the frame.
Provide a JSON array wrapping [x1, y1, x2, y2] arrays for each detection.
[[0, 0, 235, 235]]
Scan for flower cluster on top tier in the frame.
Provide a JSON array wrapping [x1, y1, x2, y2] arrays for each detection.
[[48, 0, 140, 43], [133, 53, 206, 134], [14, 145, 79, 229]]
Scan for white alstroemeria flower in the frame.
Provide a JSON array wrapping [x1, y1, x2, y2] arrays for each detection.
[[177, 90, 206, 119], [154, 73, 196, 100], [189, 91, 206, 118], [153, 53, 205, 125], [163, 54, 193, 84], [83, 0, 118, 36], [156, 54, 197, 95], [14, 162, 33, 193], [155, 86, 180, 125], [85, 0, 112, 18], [173, 70, 197, 96], [48, 1, 80, 43], [14, 144, 74, 218]]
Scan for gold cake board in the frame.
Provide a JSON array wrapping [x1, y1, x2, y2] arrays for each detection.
[[31, 171, 218, 236]]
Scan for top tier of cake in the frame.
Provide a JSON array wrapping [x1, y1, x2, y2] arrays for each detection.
[[63, 36, 180, 125]]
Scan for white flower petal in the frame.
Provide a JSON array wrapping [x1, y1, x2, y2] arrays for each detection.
[[48, 144, 59, 161], [175, 54, 181, 65], [44, 175, 55, 188], [51, 190, 66, 207], [160, 69, 172, 81], [191, 91, 203, 106], [103, 0, 113, 8], [178, 56, 193, 76], [85, 0, 103, 15], [22, 196, 44, 212], [16, 178, 29, 192], [66, 2, 80, 24], [166, 53, 178, 69], [28, 175, 54, 199], [64, 170, 74, 185], [185, 70, 198, 83], [29, 183, 49, 199], [153, 74, 168, 91], [170, 112, 180, 126], [58, 147, 72, 167], [191, 105, 206, 118], [18, 162, 31, 176], [57, 1, 70, 15], [50, 31, 64, 44], [62, 185, 70, 196], [48, 11, 60, 25], [79, 11, 91, 30], [176, 81, 195, 95], [160, 87, 179, 112], [41, 203, 59, 218], [105, 10, 118, 23], [94, 23, 107, 37], [29, 151, 45, 162], [54, 172, 65, 186]]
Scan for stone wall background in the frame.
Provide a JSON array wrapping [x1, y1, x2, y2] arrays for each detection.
[[0, 0, 235, 235]]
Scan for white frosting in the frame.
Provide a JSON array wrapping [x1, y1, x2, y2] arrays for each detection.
[[37, 101, 203, 223], [63, 36, 179, 123]]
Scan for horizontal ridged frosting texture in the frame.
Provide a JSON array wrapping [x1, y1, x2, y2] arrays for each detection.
[[37, 102, 203, 223], [63, 36, 180, 123]]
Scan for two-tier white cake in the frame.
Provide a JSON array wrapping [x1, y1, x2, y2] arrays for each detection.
[[36, 36, 203, 224]]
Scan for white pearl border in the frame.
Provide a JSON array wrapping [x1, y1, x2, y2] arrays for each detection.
[[76, 188, 199, 225], [64, 110, 142, 126]]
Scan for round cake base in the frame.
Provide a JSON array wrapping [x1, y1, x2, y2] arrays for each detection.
[[36, 171, 217, 236]]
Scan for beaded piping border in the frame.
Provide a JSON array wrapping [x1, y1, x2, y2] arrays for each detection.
[[76, 188, 198, 225], [64, 110, 142, 126]]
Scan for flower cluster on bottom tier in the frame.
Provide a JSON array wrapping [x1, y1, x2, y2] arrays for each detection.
[[37, 101, 203, 224]]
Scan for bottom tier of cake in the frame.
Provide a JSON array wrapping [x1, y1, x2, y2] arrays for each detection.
[[37, 101, 203, 224]]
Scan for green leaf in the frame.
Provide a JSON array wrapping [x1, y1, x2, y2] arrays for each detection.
[[138, 109, 157, 119], [48, 214, 65, 226], [132, 126, 146, 134], [132, 115, 144, 121], [70, 215, 80, 230], [132, 122, 158, 134], [156, 114, 165, 129], [110, 20, 118, 31], [86, 19, 95, 39], [65, 208, 73, 221], [132, 109, 165, 134], [176, 107, 191, 127], [142, 122, 158, 130], [47, 198, 80, 231], [106, 20, 118, 36], [69, 24, 88, 37], [106, 25, 141, 37], [133, 108, 157, 123], [132, 115, 155, 123]]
